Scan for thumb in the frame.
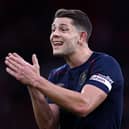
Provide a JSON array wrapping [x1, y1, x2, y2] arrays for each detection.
[[32, 54, 40, 69]]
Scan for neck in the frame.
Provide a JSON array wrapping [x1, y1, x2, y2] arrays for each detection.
[[64, 47, 93, 68]]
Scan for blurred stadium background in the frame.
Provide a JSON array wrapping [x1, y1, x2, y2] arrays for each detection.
[[0, 0, 129, 129]]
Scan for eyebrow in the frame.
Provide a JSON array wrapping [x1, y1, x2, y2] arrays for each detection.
[[51, 23, 69, 27]]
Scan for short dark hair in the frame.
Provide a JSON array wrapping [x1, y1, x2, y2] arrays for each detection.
[[54, 9, 92, 41]]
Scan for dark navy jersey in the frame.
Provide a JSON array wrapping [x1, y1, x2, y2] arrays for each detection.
[[48, 52, 124, 129]]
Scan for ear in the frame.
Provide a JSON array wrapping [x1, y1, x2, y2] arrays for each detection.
[[79, 32, 87, 44]]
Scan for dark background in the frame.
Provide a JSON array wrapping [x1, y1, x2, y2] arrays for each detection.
[[0, 0, 129, 129]]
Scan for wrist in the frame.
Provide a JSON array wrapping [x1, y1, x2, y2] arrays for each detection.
[[31, 74, 41, 88]]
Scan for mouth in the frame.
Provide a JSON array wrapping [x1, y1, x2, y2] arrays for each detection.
[[52, 41, 64, 47]]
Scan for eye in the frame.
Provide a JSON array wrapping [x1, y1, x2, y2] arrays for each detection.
[[60, 27, 69, 32]]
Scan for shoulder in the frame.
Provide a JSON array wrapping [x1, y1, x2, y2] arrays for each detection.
[[92, 52, 121, 67], [89, 52, 124, 85]]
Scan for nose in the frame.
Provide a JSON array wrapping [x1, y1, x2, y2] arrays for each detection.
[[50, 29, 60, 42], [51, 29, 60, 37]]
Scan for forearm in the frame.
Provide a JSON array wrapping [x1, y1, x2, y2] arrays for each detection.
[[28, 87, 59, 129], [34, 76, 89, 117]]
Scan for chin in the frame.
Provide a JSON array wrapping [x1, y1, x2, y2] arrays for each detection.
[[53, 51, 64, 57]]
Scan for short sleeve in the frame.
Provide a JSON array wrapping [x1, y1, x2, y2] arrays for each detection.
[[86, 55, 124, 94]]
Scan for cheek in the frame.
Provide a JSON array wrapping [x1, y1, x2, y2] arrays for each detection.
[[49, 34, 52, 41], [69, 36, 79, 45]]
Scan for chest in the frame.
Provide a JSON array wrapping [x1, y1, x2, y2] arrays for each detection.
[[57, 69, 89, 92]]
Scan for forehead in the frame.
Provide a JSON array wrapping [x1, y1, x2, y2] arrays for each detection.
[[52, 17, 73, 27]]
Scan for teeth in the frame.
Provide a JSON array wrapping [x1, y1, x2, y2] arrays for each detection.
[[53, 41, 63, 45]]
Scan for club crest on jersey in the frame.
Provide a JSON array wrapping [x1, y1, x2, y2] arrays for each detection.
[[79, 71, 87, 86]]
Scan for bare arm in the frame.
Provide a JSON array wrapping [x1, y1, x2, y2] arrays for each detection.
[[5, 52, 107, 117], [33, 76, 107, 117], [28, 87, 60, 129], [5, 53, 60, 129]]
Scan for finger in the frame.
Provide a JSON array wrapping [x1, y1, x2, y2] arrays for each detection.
[[32, 54, 40, 69], [7, 53, 27, 66], [7, 53, 22, 65], [12, 53, 23, 59], [5, 58, 20, 72], [6, 67, 18, 78]]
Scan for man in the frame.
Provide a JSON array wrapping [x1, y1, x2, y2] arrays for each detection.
[[5, 9, 124, 129]]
